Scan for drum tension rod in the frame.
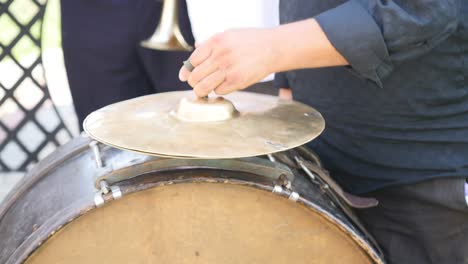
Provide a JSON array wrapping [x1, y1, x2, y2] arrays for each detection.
[[267, 154, 276, 162], [89, 141, 123, 207], [89, 141, 103, 168], [295, 156, 327, 187]]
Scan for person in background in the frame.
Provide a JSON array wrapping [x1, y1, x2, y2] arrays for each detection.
[[179, 1, 468, 263], [61, 0, 194, 129]]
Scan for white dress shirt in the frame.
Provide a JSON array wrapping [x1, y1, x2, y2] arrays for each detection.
[[185, 0, 279, 82]]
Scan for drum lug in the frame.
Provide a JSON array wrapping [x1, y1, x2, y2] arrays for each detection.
[[272, 185, 300, 202], [94, 180, 123, 207], [94, 192, 105, 207], [288, 191, 300, 202], [110, 185, 122, 200], [272, 185, 283, 194], [272, 173, 300, 202]]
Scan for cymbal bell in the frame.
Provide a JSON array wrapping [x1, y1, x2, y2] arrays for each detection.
[[83, 91, 325, 159]]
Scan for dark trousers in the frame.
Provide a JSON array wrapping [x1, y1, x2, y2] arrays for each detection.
[[357, 177, 468, 264], [61, 0, 194, 129]]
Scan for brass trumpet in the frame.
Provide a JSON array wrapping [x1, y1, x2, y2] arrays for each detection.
[[141, 0, 193, 51]]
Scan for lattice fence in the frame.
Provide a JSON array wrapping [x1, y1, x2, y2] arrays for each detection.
[[0, 0, 72, 171]]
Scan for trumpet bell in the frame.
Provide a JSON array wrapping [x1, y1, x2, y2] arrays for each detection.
[[141, 0, 193, 51], [141, 25, 192, 51]]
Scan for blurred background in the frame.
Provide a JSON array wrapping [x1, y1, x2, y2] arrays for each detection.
[[0, 0, 78, 201]]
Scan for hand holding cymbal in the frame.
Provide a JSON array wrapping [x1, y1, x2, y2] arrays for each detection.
[[178, 28, 276, 97]]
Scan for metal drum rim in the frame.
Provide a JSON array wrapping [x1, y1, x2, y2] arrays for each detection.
[[7, 174, 383, 264]]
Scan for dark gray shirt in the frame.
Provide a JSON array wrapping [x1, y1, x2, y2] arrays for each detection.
[[276, 0, 468, 193]]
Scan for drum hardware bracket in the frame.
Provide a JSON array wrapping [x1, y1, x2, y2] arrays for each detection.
[[272, 174, 299, 202], [293, 155, 385, 258], [94, 157, 295, 189], [274, 173, 292, 190], [295, 156, 379, 210], [94, 180, 123, 207]]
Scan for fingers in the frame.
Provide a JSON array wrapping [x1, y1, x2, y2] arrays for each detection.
[[179, 42, 212, 82], [187, 58, 219, 87], [179, 32, 254, 96], [193, 70, 226, 97], [179, 66, 191, 82], [190, 41, 212, 66], [214, 80, 239, 96], [278, 88, 293, 100]]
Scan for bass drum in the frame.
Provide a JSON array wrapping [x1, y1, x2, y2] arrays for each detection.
[[0, 135, 384, 264]]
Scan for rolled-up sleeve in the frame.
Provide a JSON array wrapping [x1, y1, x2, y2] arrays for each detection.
[[315, 0, 459, 87]]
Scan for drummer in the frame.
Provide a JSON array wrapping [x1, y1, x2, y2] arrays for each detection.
[[179, 1, 468, 263]]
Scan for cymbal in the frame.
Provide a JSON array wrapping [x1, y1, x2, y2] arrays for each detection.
[[84, 91, 325, 159]]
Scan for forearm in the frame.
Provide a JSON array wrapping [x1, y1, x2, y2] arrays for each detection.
[[179, 18, 348, 96], [268, 19, 348, 74]]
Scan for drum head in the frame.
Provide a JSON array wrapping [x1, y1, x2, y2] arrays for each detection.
[[26, 182, 373, 264]]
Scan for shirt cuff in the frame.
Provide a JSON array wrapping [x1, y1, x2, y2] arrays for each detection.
[[273, 72, 290, 89], [315, 0, 393, 87]]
